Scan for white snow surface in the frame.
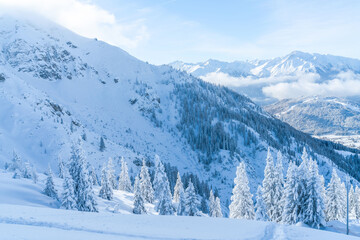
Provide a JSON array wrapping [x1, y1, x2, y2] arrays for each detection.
[[1, 171, 359, 240]]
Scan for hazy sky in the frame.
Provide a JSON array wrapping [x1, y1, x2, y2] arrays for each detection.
[[1, 0, 360, 64]]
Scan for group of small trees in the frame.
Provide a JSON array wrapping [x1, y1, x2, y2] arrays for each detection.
[[6, 151, 38, 182], [229, 147, 360, 229], [133, 156, 222, 217]]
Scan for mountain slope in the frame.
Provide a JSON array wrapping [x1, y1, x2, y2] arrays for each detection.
[[170, 52, 360, 104], [0, 14, 359, 204]]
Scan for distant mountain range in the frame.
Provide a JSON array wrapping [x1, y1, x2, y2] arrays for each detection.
[[170, 51, 360, 104]]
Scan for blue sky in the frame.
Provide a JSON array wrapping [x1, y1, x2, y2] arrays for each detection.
[[1, 0, 360, 64]]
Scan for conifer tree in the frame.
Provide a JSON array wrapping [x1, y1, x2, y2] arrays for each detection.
[[61, 167, 76, 210], [139, 160, 154, 203], [89, 166, 98, 186], [229, 162, 255, 220], [354, 186, 360, 219], [44, 166, 58, 200], [9, 151, 22, 172], [262, 148, 282, 222], [133, 176, 146, 214], [282, 162, 301, 224], [153, 155, 168, 200], [209, 189, 216, 217], [23, 161, 33, 179], [177, 189, 186, 216], [214, 197, 223, 218], [107, 158, 116, 189], [99, 137, 106, 152], [118, 157, 132, 192], [58, 158, 65, 178], [297, 148, 311, 222], [303, 159, 326, 228], [173, 172, 184, 203], [99, 163, 113, 200], [325, 169, 346, 221], [255, 186, 269, 221], [349, 185, 356, 215], [184, 180, 200, 216], [69, 143, 97, 212]]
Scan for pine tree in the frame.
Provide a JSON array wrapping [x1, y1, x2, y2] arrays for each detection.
[[44, 166, 58, 200], [153, 156, 175, 215], [173, 172, 184, 203], [354, 186, 360, 219], [89, 166, 98, 186], [139, 160, 154, 203], [99, 137, 106, 152], [255, 186, 269, 221], [209, 189, 216, 217], [69, 143, 97, 212], [58, 158, 65, 178], [99, 163, 113, 200], [133, 176, 146, 214], [8, 151, 22, 172], [118, 157, 132, 192], [107, 158, 116, 189], [325, 169, 346, 221], [214, 197, 223, 218], [61, 167, 76, 210], [229, 162, 255, 220], [349, 185, 356, 215], [282, 161, 301, 224], [184, 180, 200, 216], [297, 148, 311, 222], [262, 148, 282, 222], [303, 159, 326, 228], [23, 161, 33, 179], [177, 189, 186, 216]]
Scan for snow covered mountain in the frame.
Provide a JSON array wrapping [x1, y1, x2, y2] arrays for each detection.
[[265, 96, 360, 149], [0, 13, 359, 204], [170, 52, 360, 104]]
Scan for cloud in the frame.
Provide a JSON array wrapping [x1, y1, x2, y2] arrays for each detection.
[[0, 0, 149, 49], [262, 71, 360, 99]]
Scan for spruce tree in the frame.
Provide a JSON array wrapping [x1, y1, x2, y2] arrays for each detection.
[[349, 185, 356, 215], [107, 158, 116, 189], [229, 162, 255, 220], [118, 157, 132, 192], [99, 137, 106, 152], [214, 197, 223, 218], [61, 167, 76, 210], [69, 143, 97, 212], [325, 169, 346, 221], [139, 160, 154, 203], [44, 167, 58, 200], [297, 148, 311, 222], [282, 162, 301, 224], [58, 158, 65, 178], [209, 189, 216, 217], [184, 180, 200, 216], [173, 172, 184, 203], [255, 186, 269, 221], [133, 176, 146, 214], [177, 189, 186, 216], [354, 186, 360, 219], [303, 159, 326, 228], [9, 151, 22, 172], [99, 163, 113, 200], [89, 166, 98, 186]]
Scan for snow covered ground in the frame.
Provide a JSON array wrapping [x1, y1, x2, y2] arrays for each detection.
[[1, 170, 359, 240]]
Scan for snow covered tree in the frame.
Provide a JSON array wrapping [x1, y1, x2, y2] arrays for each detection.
[[44, 166, 58, 200], [118, 157, 132, 192], [209, 189, 216, 217], [99, 163, 113, 200], [297, 148, 311, 221], [133, 176, 146, 214], [8, 151, 22, 172], [107, 158, 116, 189], [303, 159, 326, 228], [139, 160, 154, 203], [173, 172, 184, 203], [153, 156, 175, 215], [23, 161, 33, 179], [262, 148, 283, 222], [354, 186, 360, 219], [349, 185, 356, 215], [214, 197, 223, 218], [58, 159, 65, 178], [69, 143, 97, 212], [255, 186, 269, 221], [184, 180, 200, 216], [177, 189, 186, 216], [282, 161, 301, 224], [325, 169, 346, 221], [61, 167, 76, 210], [229, 162, 255, 220], [89, 166, 98, 186]]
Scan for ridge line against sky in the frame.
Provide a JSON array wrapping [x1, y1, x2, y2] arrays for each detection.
[[0, 0, 359, 65]]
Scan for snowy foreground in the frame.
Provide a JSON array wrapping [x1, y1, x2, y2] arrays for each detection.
[[1, 172, 360, 240]]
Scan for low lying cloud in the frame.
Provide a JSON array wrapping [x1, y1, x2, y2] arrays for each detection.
[[263, 71, 360, 99], [0, 0, 149, 49]]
